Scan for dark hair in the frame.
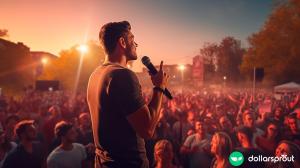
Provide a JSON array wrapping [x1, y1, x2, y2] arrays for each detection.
[[264, 121, 281, 142], [277, 140, 300, 163], [0, 129, 13, 152], [99, 21, 131, 55], [236, 126, 253, 141], [5, 115, 19, 126], [242, 110, 254, 120], [14, 120, 34, 139], [55, 121, 73, 137]]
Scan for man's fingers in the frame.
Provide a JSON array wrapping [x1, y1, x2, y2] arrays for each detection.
[[159, 61, 163, 71]]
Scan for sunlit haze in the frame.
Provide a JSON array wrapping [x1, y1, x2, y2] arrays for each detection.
[[0, 0, 272, 71]]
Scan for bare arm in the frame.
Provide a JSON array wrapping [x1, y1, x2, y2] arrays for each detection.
[[127, 61, 169, 139]]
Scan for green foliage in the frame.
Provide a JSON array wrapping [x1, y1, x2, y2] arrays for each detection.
[[200, 37, 244, 83], [241, 0, 300, 84]]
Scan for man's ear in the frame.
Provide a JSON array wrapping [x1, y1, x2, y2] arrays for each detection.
[[119, 37, 127, 49]]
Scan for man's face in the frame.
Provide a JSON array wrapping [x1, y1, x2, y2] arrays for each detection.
[[187, 112, 195, 125], [124, 31, 138, 61], [79, 114, 91, 129], [25, 125, 37, 141], [275, 108, 283, 118], [195, 121, 205, 135], [219, 116, 233, 130], [65, 127, 78, 143], [288, 118, 298, 132], [237, 132, 246, 145], [267, 124, 278, 138], [244, 114, 254, 128]]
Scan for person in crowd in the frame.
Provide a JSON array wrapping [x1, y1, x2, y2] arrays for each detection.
[[283, 115, 300, 146], [42, 105, 62, 150], [180, 121, 212, 168], [273, 106, 285, 127], [3, 115, 19, 142], [154, 140, 179, 168], [256, 121, 281, 155], [242, 110, 264, 146], [47, 121, 90, 168], [173, 111, 195, 145], [3, 120, 45, 168], [294, 108, 300, 120], [77, 113, 93, 145], [0, 128, 17, 168], [210, 132, 233, 168], [219, 116, 238, 145], [273, 140, 300, 168], [235, 126, 265, 168]]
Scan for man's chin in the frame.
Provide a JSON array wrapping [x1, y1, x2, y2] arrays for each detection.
[[128, 55, 138, 61]]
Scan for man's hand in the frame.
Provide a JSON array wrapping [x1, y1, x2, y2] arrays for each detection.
[[85, 143, 95, 154], [150, 61, 169, 89]]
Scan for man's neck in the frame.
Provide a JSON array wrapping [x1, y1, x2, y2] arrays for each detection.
[[105, 54, 127, 67], [20, 140, 33, 153], [242, 141, 253, 149], [156, 161, 173, 168], [60, 141, 73, 151]]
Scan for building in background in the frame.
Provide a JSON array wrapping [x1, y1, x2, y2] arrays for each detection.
[[30, 51, 57, 77]]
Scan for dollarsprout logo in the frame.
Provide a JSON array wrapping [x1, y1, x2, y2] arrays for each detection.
[[229, 151, 244, 166]]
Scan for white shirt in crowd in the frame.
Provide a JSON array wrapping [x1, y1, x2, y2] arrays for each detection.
[[0, 142, 17, 168], [47, 143, 87, 168]]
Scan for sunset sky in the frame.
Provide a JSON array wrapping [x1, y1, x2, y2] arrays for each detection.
[[0, 0, 272, 71]]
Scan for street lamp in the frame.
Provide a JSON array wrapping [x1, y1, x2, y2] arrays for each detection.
[[223, 76, 227, 88], [178, 64, 185, 71], [177, 64, 185, 92], [41, 58, 48, 65]]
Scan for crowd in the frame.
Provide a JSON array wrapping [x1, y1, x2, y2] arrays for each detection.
[[0, 87, 299, 168]]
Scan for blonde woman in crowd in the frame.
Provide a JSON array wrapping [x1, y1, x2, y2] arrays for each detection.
[[154, 140, 179, 168], [210, 132, 233, 168]]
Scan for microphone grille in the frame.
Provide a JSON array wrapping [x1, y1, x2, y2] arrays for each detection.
[[141, 56, 150, 65]]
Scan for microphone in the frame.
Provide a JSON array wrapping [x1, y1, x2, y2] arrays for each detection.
[[141, 56, 173, 100]]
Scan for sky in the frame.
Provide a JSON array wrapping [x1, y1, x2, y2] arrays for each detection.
[[0, 0, 273, 71]]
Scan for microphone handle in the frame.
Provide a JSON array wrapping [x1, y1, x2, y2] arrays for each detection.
[[163, 88, 173, 99], [146, 64, 173, 100]]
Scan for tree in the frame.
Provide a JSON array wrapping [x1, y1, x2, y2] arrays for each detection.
[[40, 41, 105, 91], [0, 39, 34, 95], [200, 42, 218, 82], [200, 37, 244, 83], [0, 29, 8, 38], [217, 37, 244, 82], [241, 0, 300, 84]]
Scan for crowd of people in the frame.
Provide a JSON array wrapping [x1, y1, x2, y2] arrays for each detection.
[[0, 87, 299, 168]]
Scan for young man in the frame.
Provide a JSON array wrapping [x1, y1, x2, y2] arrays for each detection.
[[235, 126, 265, 168], [47, 121, 88, 168], [180, 121, 212, 168], [87, 21, 169, 168], [242, 111, 264, 147], [3, 120, 45, 168]]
